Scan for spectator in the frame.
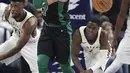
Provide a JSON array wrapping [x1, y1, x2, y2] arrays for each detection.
[[102, 22, 129, 73], [36, 9, 44, 30]]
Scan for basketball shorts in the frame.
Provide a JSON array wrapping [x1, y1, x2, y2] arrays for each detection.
[[84, 50, 108, 73], [38, 23, 72, 64]]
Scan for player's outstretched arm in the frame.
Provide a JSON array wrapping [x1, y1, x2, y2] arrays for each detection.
[[0, 17, 37, 60], [112, 0, 129, 49]]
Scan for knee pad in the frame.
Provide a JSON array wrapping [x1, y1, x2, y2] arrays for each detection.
[[38, 55, 50, 73], [60, 62, 75, 73]]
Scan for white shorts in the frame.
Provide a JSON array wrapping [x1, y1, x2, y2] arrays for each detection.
[[84, 50, 108, 73], [116, 34, 130, 64], [0, 31, 40, 73]]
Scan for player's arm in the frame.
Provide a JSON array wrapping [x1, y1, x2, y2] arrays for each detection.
[[0, 17, 37, 60], [72, 30, 87, 73], [113, 0, 128, 43]]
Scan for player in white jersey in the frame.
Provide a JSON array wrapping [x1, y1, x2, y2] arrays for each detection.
[[72, 16, 109, 73], [0, 0, 39, 73], [104, 0, 130, 73]]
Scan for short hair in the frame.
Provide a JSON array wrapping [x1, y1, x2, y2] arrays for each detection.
[[100, 15, 110, 24], [102, 21, 113, 29], [88, 15, 101, 26], [11, 0, 25, 3]]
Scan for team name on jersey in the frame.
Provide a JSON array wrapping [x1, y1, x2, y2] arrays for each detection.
[[10, 22, 21, 37], [83, 46, 100, 54]]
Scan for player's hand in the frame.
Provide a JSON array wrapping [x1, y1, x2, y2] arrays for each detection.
[[111, 48, 116, 56], [111, 39, 118, 52]]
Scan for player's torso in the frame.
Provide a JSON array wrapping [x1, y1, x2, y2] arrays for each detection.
[[8, 10, 39, 42], [43, 1, 70, 26], [79, 26, 101, 55]]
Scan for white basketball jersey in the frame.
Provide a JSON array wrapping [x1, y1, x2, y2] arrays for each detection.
[[79, 26, 102, 56], [8, 10, 39, 42]]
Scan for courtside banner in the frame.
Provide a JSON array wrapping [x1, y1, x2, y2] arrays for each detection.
[[68, 0, 92, 32]]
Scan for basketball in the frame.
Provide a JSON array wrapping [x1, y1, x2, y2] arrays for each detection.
[[92, 0, 113, 13]]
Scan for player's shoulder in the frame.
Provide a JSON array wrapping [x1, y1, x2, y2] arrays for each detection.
[[25, 10, 37, 24], [23, 14, 37, 28], [26, 16, 37, 26], [28, 16, 36, 22], [73, 28, 83, 40], [79, 26, 86, 33], [73, 29, 82, 42], [79, 26, 86, 29]]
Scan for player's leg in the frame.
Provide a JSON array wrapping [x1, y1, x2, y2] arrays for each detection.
[[88, 52, 104, 73], [60, 62, 74, 73], [52, 23, 75, 73], [38, 54, 50, 73], [84, 53, 92, 70], [122, 64, 129, 73], [37, 25, 54, 73]]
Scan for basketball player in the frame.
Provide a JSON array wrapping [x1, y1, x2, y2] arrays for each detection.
[[102, 22, 128, 73], [72, 16, 109, 73], [0, 0, 40, 73], [104, 0, 130, 73], [35, 0, 75, 73]]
